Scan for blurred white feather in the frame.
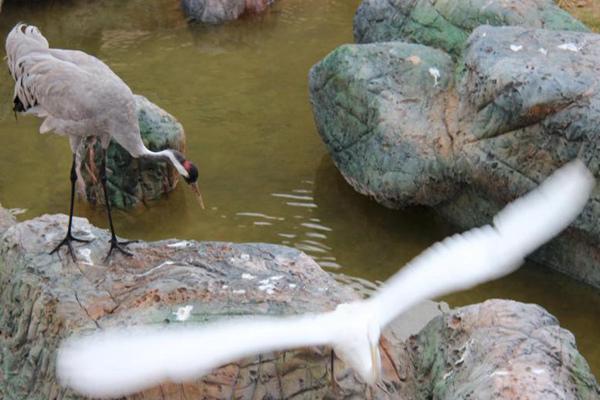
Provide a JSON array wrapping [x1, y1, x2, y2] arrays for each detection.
[[57, 161, 594, 398]]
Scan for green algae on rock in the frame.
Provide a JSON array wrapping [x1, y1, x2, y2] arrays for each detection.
[[78, 95, 185, 209], [354, 0, 589, 59], [309, 42, 457, 208]]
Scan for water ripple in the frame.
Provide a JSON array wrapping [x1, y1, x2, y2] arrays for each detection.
[[300, 222, 332, 232], [272, 193, 314, 201], [286, 201, 318, 208]]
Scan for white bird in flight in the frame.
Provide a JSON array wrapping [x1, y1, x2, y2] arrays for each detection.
[[5, 23, 204, 261], [57, 161, 593, 398]]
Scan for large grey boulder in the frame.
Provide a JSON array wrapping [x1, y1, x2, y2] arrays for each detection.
[[78, 95, 185, 210], [354, 0, 589, 59], [181, 0, 275, 24], [309, 24, 600, 288]]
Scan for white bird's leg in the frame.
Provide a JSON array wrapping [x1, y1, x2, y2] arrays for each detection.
[[50, 153, 92, 262], [99, 148, 134, 260], [330, 349, 339, 394]]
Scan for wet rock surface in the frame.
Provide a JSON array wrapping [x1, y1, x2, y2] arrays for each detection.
[[354, 0, 588, 59], [0, 210, 597, 398], [181, 0, 275, 24], [78, 95, 186, 210], [0, 203, 16, 232], [310, 9, 600, 287]]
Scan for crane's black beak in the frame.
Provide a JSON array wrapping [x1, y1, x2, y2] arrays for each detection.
[[190, 182, 205, 209]]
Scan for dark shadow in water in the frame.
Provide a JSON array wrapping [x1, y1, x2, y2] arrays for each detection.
[[311, 155, 455, 281]]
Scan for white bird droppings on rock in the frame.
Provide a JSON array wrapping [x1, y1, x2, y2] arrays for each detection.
[[136, 261, 175, 277], [241, 273, 255, 280], [510, 44, 523, 52], [167, 241, 190, 248], [539, 48, 548, 55], [257, 275, 285, 295], [289, 283, 297, 289], [77, 248, 93, 266], [558, 43, 579, 52], [232, 289, 246, 295], [428, 67, 440, 86], [258, 284, 275, 295], [174, 305, 193, 321]]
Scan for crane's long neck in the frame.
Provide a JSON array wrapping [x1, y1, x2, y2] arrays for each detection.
[[141, 148, 188, 178]]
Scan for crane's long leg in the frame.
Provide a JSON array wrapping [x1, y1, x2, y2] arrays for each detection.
[[99, 148, 134, 260], [50, 153, 92, 262]]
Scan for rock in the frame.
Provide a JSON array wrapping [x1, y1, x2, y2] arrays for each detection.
[[309, 25, 600, 288], [410, 299, 599, 399], [446, 26, 600, 287], [309, 42, 456, 208], [0, 203, 16, 234], [0, 207, 597, 398], [0, 211, 410, 399], [78, 95, 185, 210], [354, 0, 589, 59], [181, 0, 275, 24]]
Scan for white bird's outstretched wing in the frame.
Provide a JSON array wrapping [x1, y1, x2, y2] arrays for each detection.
[[57, 313, 342, 398], [368, 160, 594, 328]]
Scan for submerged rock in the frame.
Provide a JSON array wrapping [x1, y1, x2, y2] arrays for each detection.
[[0, 208, 596, 398], [354, 0, 588, 59], [181, 0, 275, 24], [78, 95, 185, 210], [310, 21, 600, 288]]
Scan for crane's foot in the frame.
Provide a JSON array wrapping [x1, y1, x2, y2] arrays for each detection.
[[50, 233, 92, 262], [104, 237, 135, 261]]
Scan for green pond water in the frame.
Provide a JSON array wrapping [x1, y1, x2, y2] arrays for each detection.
[[0, 0, 598, 377]]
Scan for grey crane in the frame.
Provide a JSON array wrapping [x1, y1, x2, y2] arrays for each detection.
[[5, 23, 204, 261]]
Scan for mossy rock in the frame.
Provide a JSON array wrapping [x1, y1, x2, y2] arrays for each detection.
[[354, 0, 589, 60], [79, 95, 185, 209]]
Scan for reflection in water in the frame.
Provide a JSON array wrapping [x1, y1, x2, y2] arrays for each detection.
[[0, 0, 598, 376]]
